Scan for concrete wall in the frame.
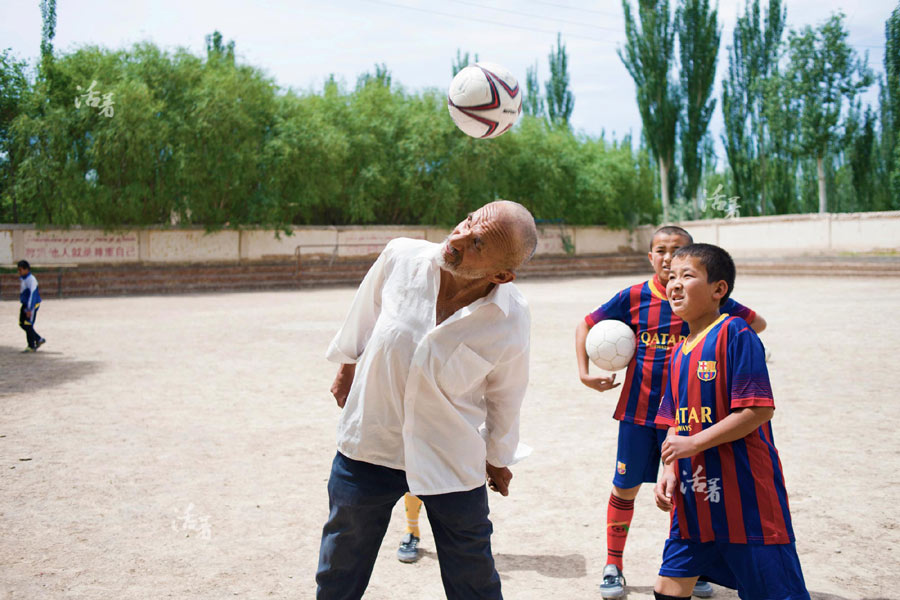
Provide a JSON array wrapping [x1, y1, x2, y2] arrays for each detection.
[[2, 211, 898, 267]]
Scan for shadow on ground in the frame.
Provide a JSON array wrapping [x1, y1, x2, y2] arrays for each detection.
[[0, 346, 102, 394], [494, 553, 587, 578]]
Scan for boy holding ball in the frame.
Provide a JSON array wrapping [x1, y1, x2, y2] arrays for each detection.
[[575, 227, 765, 598]]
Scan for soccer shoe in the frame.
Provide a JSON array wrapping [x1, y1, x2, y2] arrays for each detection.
[[35, 338, 46, 350], [21, 347, 35, 353], [693, 580, 715, 597], [396, 533, 421, 563], [599, 564, 626, 598]]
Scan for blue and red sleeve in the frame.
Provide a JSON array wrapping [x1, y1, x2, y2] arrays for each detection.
[[585, 288, 631, 327], [726, 321, 774, 410], [721, 298, 756, 325], [655, 353, 678, 428]]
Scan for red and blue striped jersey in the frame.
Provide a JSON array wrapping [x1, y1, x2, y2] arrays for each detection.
[[584, 276, 756, 427], [655, 315, 794, 545]]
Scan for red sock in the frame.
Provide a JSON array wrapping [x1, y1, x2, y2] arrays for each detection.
[[607, 493, 635, 570]]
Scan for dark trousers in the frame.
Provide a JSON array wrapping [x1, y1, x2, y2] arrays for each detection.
[[316, 452, 502, 600], [19, 305, 41, 348]]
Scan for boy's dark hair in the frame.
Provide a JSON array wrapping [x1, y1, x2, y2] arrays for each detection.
[[673, 243, 735, 306], [17, 260, 30, 271], [650, 225, 693, 249]]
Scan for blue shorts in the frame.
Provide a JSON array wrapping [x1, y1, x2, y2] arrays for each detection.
[[659, 538, 810, 600], [612, 421, 668, 489]]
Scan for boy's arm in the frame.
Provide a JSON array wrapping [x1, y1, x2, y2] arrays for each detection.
[[750, 314, 767, 334], [660, 406, 774, 464], [654, 428, 679, 511], [575, 320, 620, 392]]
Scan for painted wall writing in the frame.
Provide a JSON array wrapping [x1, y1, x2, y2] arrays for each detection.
[[23, 230, 138, 263]]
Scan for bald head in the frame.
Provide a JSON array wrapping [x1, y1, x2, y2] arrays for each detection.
[[488, 200, 538, 271]]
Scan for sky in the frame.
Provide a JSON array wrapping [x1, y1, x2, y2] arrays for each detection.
[[0, 0, 893, 155]]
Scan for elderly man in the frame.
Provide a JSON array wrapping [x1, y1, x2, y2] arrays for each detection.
[[316, 200, 538, 600]]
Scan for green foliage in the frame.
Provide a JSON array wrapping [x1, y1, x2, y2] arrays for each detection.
[[0, 49, 30, 222], [1, 38, 657, 229], [545, 34, 574, 127], [676, 0, 720, 215], [619, 0, 679, 221]]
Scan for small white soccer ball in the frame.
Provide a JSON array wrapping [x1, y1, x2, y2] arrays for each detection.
[[585, 320, 637, 372], [448, 62, 522, 139]]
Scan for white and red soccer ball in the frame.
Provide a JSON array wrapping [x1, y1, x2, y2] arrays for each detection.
[[585, 320, 637, 372], [448, 62, 522, 139]]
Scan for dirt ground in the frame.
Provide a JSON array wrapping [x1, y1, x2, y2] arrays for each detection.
[[1, 274, 897, 600]]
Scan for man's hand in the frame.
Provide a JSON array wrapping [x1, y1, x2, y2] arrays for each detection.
[[654, 470, 677, 512], [660, 434, 700, 464], [486, 462, 512, 496], [330, 363, 356, 409], [579, 373, 620, 393]]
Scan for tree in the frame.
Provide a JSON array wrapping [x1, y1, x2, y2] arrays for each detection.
[[523, 61, 544, 118], [39, 0, 56, 70], [545, 33, 574, 127], [0, 50, 30, 222], [786, 12, 873, 213], [619, 0, 679, 221], [721, 0, 786, 215], [451, 49, 478, 77], [356, 63, 391, 89], [844, 100, 878, 210], [676, 0, 720, 216], [884, 4, 900, 207]]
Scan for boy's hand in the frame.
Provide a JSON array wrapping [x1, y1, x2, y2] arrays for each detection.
[[579, 373, 620, 393], [654, 471, 677, 511], [486, 462, 512, 496], [25, 310, 32, 319], [661, 435, 700, 464]]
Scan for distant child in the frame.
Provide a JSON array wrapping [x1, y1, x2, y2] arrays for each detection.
[[575, 226, 766, 598], [652, 244, 808, 600], [17, 260, 46, 353]]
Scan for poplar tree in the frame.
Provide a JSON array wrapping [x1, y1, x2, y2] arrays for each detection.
[[786, 12, 873, 213], [885, 4, 900, 207], [523, 61, 545, 118], [451, 49, 479, 77], [619, 0, 679, 221], [546, 33, 574, 127], [676, 0, 720, 216], [721, 0, 785, 215]]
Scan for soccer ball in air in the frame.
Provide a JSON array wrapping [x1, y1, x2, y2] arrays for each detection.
[[448, 62, 522, 139], [585, 320, 636, 372]]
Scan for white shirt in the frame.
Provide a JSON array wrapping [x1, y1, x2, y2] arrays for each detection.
[[326, 238, 531, 495]]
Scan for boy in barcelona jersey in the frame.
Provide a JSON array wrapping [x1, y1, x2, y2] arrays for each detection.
[[653, 243, 808, 600]]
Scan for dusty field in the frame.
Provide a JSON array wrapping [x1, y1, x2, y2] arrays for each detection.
[[1, 274, 897, 600]]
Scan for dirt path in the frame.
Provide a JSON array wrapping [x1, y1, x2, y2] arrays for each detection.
[[1, 274, 897, 599]]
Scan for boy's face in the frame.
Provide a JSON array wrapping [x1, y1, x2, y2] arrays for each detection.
[[648, 233, 691, 282], [17, 266, 27, 276], [666, 255, 728, 321]]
